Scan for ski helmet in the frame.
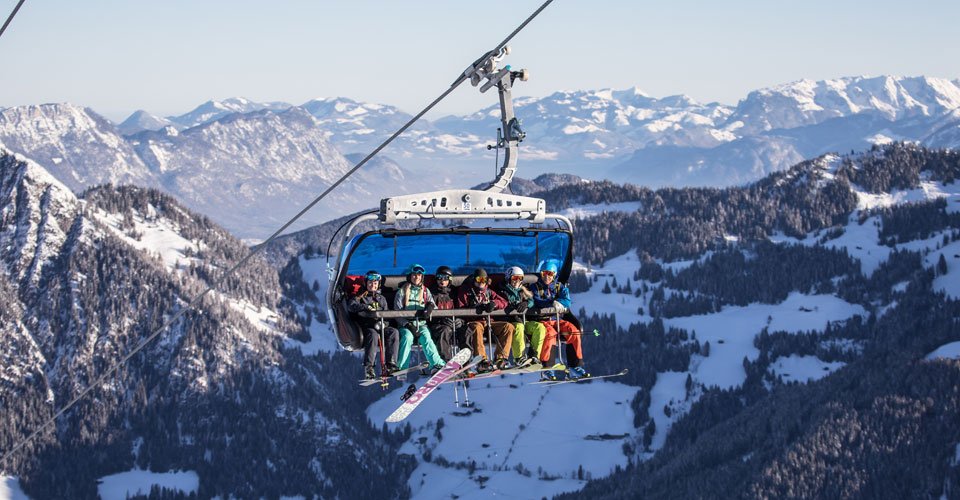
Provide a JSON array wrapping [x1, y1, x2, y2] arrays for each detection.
[[506, 266, 524, 278], [539, 261, 559, 275], [405, 264, 426, 276]]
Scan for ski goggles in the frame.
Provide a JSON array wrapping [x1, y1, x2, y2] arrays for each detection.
[[436, 273, 452, 281], [509, 275, 524, 282], [409, 266, 425, 275], [540, 270, 556, 278], [474, 276, 488, 284], [365, 272, 382, 282]]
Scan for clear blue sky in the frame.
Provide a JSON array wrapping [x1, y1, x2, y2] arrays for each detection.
[[2, 0, 958, 122]]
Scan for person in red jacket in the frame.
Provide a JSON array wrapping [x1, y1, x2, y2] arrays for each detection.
[[455, 268, 515, 372]]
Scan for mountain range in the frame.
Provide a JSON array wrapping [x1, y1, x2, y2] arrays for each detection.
[[2, 141, 960, 498], [3, 75, 960, 239]]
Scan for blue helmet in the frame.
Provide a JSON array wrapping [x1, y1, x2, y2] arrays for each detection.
[[539, 261, 559, 275], [405, 264, 426, 276]]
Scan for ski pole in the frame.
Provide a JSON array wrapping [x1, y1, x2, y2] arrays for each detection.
[[454, 378, 460, 408]]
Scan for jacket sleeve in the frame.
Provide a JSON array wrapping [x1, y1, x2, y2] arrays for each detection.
[[455, 286, 470, 308], [554, 283, 572, 309], [377, 294, 389, 311], [489, 289, 509, 309], [346, 295, 365, 313], [393, 287, 405, 311], [423, 288, 436, 309]]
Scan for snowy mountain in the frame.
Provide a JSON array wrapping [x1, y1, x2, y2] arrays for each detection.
[[166, 97, 294, 130], [117, 110, 176, 136], [1, 104, 422, 238], [0, 152, 409, 499], [3, 144, 960, 498], [0, 104, 157, 190], [6, 75, 960, 241]]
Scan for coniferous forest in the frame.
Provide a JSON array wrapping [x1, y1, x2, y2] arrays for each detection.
[[2, 142, 960, 498]]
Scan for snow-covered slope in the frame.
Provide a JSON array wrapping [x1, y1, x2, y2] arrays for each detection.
[[283, 145, 960, 499], [0, 152, 407, 499]]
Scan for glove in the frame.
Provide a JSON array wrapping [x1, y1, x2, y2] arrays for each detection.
[[423, 303, 435, 321], [552, 301, 567, 314], [513, 302, 528, 314], [484, 301, 497, 313]]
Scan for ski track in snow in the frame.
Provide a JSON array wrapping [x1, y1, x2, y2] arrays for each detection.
[[367, 375, 636, 499]]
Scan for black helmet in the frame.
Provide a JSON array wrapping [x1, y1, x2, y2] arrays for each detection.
[[436, 265, 453, 276]]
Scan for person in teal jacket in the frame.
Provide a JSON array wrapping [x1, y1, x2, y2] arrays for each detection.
[[394, 264, 445, 372], [499, 266, 545, 367]]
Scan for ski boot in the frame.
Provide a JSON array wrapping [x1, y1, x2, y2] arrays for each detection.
[[540, 369, 557, 381], [364, 366, 377, 380], [568, 366, 590, 379]]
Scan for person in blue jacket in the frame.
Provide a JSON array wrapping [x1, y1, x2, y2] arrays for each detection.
[[531, 261, 588, 380]]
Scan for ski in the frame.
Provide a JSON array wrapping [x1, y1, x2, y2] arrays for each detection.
[[385, 348, 473, 423], [358, 361, 430, 387], [445, 362, 564, 384], [539, 369, 629, 386], [501, 362, 564, 376]]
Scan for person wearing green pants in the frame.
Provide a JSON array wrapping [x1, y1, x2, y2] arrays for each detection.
[[499, 266, 545, 367], [394, 264, 445, 372]]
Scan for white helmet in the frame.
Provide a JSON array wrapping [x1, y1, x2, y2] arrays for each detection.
[[506, 266, 524, 278]]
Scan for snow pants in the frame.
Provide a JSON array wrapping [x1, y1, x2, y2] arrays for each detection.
[[429, 317, 462, 362], [398, 322, 445, 369], [508, 321, 546, 362], [539, 319, 583, 367], [465, 320, 514, 360], [361, 324, 399, 369]]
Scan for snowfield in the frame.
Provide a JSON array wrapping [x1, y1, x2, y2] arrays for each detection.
[[0, 477, 29, 500], [96, 469, 199, 500], [925, 341, 960, 361], [367, 374, 637, 500]]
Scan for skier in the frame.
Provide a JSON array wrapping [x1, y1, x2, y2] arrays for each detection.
[[531, 261, 588, 380], [428, 265, 461, 361], [346, 270, 400, 380], [498, 266, 545, 368], [394, 264, 446, 373], [455, 268, 514, 372]]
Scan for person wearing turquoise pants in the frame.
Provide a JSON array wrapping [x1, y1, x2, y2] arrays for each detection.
[[394, 264, 445, 372], [499, 266, 545, 367]]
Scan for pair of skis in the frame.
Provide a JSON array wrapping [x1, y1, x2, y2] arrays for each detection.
[[358, 361, 430, 387], [532, 368, 629, 386]]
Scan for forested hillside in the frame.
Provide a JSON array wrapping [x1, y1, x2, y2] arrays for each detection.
[[546, 143, 960, 499], [0, 152, 411, 499]]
